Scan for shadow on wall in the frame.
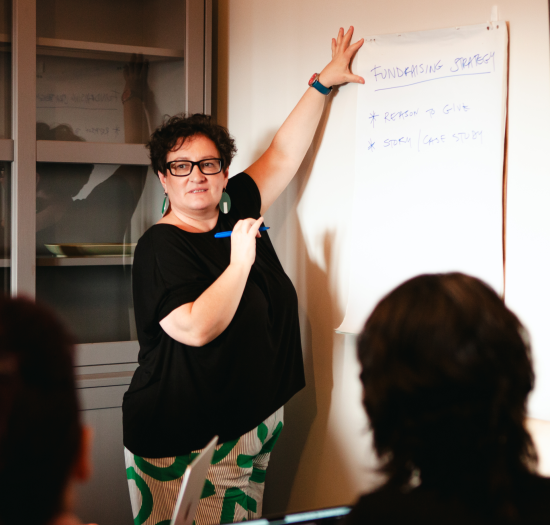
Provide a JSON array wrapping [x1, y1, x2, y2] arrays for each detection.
[[263, 94, 363, 513]]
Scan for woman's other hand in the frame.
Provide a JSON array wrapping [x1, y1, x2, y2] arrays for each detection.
[[230, 217, 264, 269], [318, 26, 365, 89]]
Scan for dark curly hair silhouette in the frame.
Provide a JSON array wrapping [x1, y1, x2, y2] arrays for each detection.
[[357, 273, 539, 521]]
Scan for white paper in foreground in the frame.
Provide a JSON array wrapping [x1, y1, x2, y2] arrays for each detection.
[[337, 23, 508, 334]]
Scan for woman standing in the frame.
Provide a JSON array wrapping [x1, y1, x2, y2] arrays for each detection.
[[123, 27, 364, 525]]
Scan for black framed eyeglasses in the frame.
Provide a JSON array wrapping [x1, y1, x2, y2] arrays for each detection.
[[165, 158, 224, 177]]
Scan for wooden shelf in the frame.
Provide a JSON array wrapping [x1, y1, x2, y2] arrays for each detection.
[[7, 256, 135, 267], [37, 256, 134, 267], [76, 371, 135, 390], [5, 257, 136, 267], [76, 340, 139, 367], [76, 362, 138, 377], [37, 37, 184, 62], [1, 33, 184, 62], [37, 141, 149, 165], [6, 256, 135, 267]]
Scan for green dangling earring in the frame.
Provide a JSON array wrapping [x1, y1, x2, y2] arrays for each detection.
[[219, 188, 231, 214], [162, 191, 169, 215]]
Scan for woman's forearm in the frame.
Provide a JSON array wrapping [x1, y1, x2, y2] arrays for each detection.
[[268, 69, 340, 169], [122, 55, 148, 144], [159, 218, 264, 347], [159, 261, 251, 347], [246, 27, 364, 214], [245, 86, 326, 214], [123, 96, 144, 144], [269, 87, 326, 171]]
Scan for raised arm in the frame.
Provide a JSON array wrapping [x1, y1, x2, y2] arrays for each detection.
[[246, 27, 364, 215], [112, 55, 149, 200], [123, 54, 148, 145]]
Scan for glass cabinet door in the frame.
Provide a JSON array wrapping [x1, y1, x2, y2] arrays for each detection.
[[36, 0, 186, 144], [32, 0, 201, 344], [7, 2, 211, 523], [0, 162, 10, 294], [35, 161, 163, 343], [0, 0, 11, 139], [0, 0, 11, 294]]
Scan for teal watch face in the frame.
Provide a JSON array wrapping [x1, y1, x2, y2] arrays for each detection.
[[308, 73, 318, 86]]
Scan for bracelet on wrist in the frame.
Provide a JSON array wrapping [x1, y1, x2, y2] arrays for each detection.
[[308, 73, 332, 95], [122, 89, 142, 104]]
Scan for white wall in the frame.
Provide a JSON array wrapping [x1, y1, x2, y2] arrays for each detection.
[[216, 0, 550, 514]]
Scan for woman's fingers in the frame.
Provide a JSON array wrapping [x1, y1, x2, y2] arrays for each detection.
[[345, 73, 365, 84], [334, 26, 353, 54], [233, 217, 259, 232], [124, 54, 148, 84], [230, 218, 264, 268], [341, 26, 354, 48], [336, 27, 344, 47], [347, 37, 364, 53], [343, 73, 365, 84], [343, 36, 365, 84], [250, 216, 265, 238], [234, 217, 264, 236], [319, 26, 364, 88], [334, 27, 360, 57]]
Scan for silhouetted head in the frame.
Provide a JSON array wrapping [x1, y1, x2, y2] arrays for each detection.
[[357, 273, 536, 513], [147, 113, 237, 178], [0, 296, 84, 525]]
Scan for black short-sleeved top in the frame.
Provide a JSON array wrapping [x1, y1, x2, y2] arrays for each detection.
[[123, 173, 305, 458]]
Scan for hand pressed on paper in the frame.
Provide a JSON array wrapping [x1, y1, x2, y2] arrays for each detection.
[[318, 26, 365, 89]]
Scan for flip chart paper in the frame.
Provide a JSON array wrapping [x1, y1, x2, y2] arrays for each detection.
[[337, 23, 508, 334]]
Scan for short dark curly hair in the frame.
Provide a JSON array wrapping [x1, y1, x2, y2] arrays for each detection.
[[358, 273, 537, 519], [147, 113, 237, 176]]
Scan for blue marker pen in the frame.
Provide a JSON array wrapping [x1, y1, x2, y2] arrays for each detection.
[[214, 226, 270, 239]]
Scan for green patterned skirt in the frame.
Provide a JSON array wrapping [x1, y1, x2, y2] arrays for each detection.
[[124, 406, 284, 525]]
